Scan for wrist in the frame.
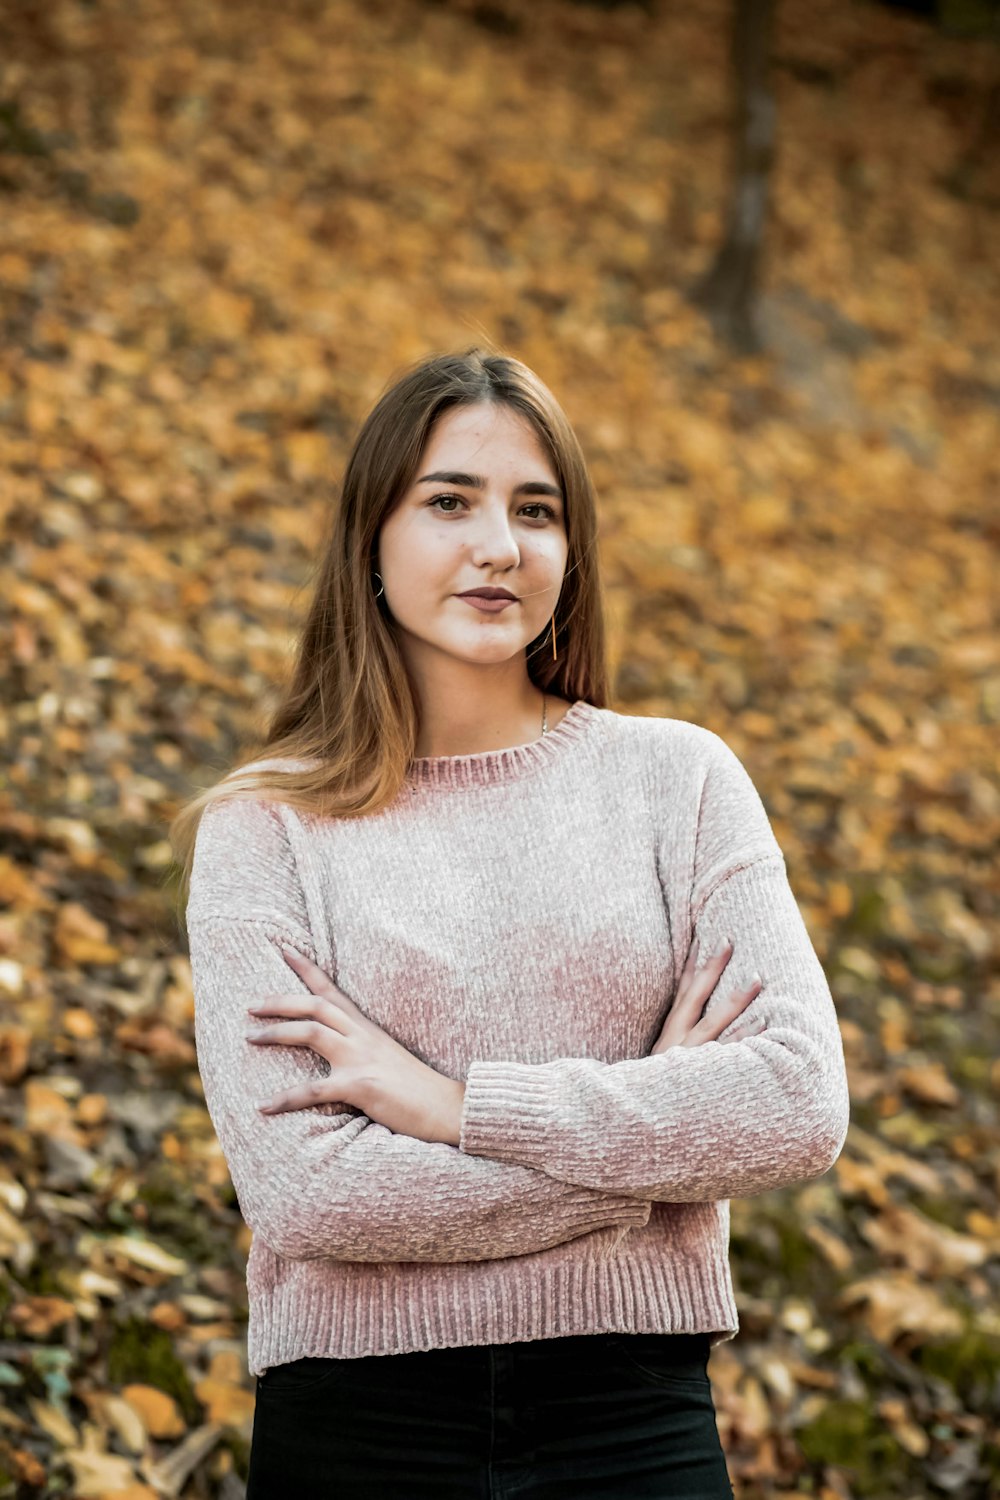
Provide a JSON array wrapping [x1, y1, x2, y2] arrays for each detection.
[[437, 1076, 466, 1147]]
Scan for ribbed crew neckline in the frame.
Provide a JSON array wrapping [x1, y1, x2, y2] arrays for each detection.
[[405, 699, 600, 790]]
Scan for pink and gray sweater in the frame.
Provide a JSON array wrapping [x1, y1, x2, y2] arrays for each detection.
[[186, 700, 850, 1376]]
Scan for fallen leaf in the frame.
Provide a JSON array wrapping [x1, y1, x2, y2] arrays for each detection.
[[838, 1273, 964, 1343], [104, 1237, 187, 1278], [53, 903, 120, 966], [897, 1061, 961, 1108], [192, 1376, 255, 1428], [121, 1384, 185, 1440], [9, 1297, 76, 1338]]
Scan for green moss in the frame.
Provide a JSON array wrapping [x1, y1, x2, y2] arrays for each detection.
[[878, 1113, 946, 1150], [796, 1398, 904, 1494], [842, 877, 887, 939], [732, 1205, 833, 1290], [135, 1161, 227, 1263], [225, 1431, 251, 1483], [911, 950, 967, 984], [21, 1262, 66, 1298], [840, 1338, 889, 1381], [954, 1053, 992, 1088], [918, 1330, 1000, 1410], [905, 1193, 970, 1234], [106, 1316, 200, 1424]]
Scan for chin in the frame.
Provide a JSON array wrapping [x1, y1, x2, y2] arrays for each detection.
[[449, 636, 526, 662]]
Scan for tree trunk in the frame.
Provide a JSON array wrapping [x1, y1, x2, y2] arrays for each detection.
[[688, 0, 778, 354]]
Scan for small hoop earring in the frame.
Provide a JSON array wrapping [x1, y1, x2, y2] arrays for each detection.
[[550, 612, 557, 661], [373, 571, 385, 598]]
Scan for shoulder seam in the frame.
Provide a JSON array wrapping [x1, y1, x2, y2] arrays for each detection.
[[693, 848, 785, 918]]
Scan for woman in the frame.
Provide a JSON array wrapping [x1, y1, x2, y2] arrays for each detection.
[[171, 347, 850, 1498]]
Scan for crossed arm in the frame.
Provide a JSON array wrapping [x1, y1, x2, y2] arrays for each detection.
[[187, 737, 849, 1265], [188, 910, 652, 1263]]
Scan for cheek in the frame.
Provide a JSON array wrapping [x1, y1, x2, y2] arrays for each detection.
[[382, 532, 461, 614], [526, 536, 568, 574], [381, 522, 445, 577]]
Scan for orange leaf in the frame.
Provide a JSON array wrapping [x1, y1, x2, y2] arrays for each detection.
[[121, 1384, 185, 1440]]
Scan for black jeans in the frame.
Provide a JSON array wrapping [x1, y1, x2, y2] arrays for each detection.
[[246, 1329, 735, 1498]]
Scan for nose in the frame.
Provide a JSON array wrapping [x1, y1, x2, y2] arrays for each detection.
[[469, 501, 521, 569]]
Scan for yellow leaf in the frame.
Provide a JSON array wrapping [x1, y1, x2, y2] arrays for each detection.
[[53, 902, 119, 965], [64, 1008, 99, 1041], [861, 1203, 988, 1278], [741, 493, 791, 537], [121, 1384, 185, 1440], [803, 1221, 853, 1273], [105, 1236, 188, 1277], [76, 1092, 108, 1125], [10, 1295, 76, 1338], [27, 1396, 78, 1447], [193, 1376, 256, 1428], [878, 1398, 930, 1457], [96, 1394, 147, 1455], [839, 1273, 963, 1343], [897, 1061, 960, 1108], [834, 1155, 890, 1206], [285, 430, 330, 480], [0, 1024, 31, 1083], [0, 1201, 33, 1265], [206, 1349, 243, 1384], [24, 1081, 76, 1135], [63, 1447, 140, 1498]]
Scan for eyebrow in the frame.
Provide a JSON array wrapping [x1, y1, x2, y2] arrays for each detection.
[[416, 470, 564, 503]]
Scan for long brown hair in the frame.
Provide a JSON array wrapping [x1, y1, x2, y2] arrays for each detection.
[[168, 345, 611, 919]]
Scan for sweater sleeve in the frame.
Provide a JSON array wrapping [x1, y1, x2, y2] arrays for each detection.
[[457, 731, 851, 1202], [187, 793, 652, 1263]]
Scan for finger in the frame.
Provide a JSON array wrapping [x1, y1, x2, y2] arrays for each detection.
[[247, 993, 350, 1032], [245, 1019, 342, 1059], [722, 1019, 767, 1045], [281, 946, 340, 995], [248, 991, 315, 1013], [281, 948, 365, 1015], [688, 977, 763, 1044], [256, 1077, 346, 1114], [675, 940, 734, 1014]]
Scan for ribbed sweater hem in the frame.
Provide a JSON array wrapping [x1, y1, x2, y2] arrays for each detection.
[[246, 1240, 740, 1376], [460, 1061, 557, 1163]]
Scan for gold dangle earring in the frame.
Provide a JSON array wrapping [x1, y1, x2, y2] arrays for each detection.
[[550, 612, 557, 662]]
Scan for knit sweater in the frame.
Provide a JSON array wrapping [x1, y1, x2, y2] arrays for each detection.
[[186, 699, 850, 1377]]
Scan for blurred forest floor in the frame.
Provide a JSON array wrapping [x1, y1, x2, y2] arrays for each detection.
[[0, 0, 998, 1495]]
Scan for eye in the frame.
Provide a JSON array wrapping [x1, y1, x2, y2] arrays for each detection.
[[428, 495, 559, 522]]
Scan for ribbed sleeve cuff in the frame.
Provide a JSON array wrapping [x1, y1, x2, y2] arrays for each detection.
[[458, 1060, 563, 1168]]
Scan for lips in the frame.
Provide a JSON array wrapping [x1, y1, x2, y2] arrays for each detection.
[[458, 590, 518, 601], [458, 594, 518, 613]]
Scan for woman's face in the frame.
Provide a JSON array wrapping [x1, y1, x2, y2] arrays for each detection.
[[376, 401, 569, 676]]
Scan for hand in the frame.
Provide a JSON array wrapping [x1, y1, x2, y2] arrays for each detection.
[[651, 936, 765, 1054], [245, 948, 466, 1146]]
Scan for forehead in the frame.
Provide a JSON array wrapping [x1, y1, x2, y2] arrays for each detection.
[[420, 402, 555, 475]]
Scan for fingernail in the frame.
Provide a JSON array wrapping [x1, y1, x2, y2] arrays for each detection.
[[254, 1099, 273, 1112], [750, 972, 762, 987]]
